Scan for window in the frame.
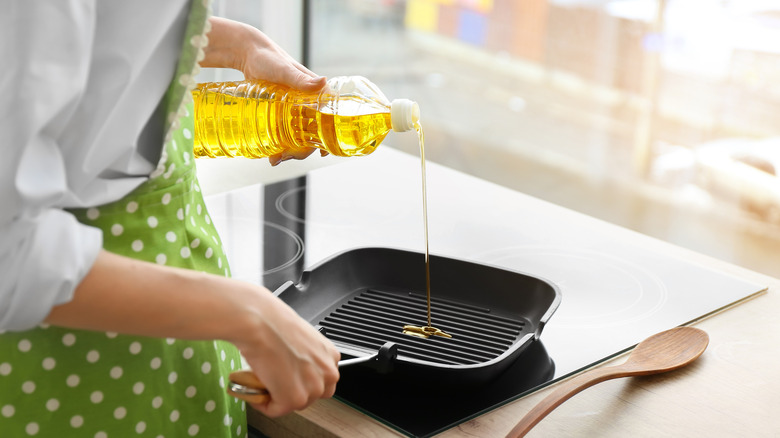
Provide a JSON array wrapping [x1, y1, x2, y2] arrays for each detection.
[[202, 0, 780, 277]]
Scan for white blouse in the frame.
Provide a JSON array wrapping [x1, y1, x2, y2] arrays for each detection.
[[0, 0, 189, 330]]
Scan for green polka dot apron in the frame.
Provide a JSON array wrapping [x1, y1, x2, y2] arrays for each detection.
[[0, 1, 247, 436]]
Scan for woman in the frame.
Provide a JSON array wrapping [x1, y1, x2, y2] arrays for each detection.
[[0, 1, 339, 436]]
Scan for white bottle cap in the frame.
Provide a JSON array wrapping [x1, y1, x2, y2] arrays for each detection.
[[391, 99, 420, 132]]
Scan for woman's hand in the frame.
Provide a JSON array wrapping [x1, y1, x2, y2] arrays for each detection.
[[228, 286, 341, 417], [202, 17, 326, 91]]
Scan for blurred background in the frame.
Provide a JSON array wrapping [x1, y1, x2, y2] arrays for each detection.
[[198, 0, 780, 278]]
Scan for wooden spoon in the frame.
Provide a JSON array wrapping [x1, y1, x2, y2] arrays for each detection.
[[507, 326, 709, 438]]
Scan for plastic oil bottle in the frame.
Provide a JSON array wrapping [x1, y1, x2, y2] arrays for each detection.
[[192, 76, 448, 339], [191, 76, 419, 159]]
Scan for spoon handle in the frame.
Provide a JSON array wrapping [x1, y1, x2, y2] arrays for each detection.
[[506, 365, 633, 437]]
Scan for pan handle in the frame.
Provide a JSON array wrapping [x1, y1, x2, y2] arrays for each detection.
[[227, 370, 270, 404], [226, 355, 378, 404], [227, 342, 398, 403]]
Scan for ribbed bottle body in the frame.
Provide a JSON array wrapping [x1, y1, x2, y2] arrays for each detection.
[[192, 77, 394, 159]]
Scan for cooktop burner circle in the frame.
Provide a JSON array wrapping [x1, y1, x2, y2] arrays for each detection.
[[216, 218, 304, 280], [473, 245, 668, 329], [261, 221, 305, 275]]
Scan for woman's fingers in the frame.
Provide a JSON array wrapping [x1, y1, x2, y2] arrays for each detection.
[[233, 290, 340, 417], [248, 343, 339, 417], [268, 147, 319, 166]]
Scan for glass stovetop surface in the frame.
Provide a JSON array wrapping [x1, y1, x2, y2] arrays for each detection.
[[204, 148, 765, 437]]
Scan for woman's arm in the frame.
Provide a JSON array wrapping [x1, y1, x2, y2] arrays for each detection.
[[46, 250, 340, 418]]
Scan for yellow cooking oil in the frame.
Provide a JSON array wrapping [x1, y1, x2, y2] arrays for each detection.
[[401, 120, 452, 340], [192, 80, 394, 159]]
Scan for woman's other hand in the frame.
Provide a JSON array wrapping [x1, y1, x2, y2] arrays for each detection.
[[227, 283, 341, 417]]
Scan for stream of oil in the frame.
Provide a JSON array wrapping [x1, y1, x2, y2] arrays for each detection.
[[402, 122, 452, 340]]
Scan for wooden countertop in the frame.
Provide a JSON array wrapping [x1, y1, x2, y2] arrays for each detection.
[[247, 228, 779, 437]]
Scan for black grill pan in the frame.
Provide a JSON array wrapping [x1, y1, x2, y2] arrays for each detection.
[[273, 247, 561, 385]]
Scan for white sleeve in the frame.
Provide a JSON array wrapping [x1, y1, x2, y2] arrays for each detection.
[[0, 0, 103, 331]]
